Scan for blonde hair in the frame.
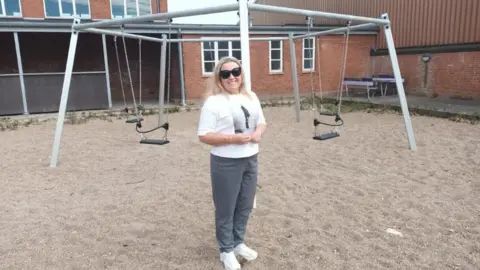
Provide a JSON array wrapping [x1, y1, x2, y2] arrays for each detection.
[[204, 56, 253, 100]]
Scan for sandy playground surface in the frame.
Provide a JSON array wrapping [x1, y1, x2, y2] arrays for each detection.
[[1, 106, 479, 270]]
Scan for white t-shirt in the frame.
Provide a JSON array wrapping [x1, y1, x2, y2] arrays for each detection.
[[197, 91, 266, 158]]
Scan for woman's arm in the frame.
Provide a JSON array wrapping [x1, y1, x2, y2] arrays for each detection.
[[197, 100, 251, 146], [200, 133, 252, 146], [199, 133, 233, 146], [254, 123, 267, 136], [251, 93, 267, 142]]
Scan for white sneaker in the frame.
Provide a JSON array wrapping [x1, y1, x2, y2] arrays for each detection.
[[234, 243, 258, 261], [220, 251, 241, 270]]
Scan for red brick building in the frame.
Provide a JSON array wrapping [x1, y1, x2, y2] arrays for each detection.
[[0, 0, 479, 116]]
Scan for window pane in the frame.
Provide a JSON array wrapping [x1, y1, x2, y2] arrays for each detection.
[[5, 0, 21, 16], [270, 40, 280, 49], [126, 0, 136, 16], [75, 0, 90, 17], [203, 41, 214, 50], [218, 41, 228, 50], [111, 0, 124, 17], [271, 60, 281, 71], [218, 50, 229, 59], [270, 49, 280, 60], [304, 38, 313, 48], [304, 48, 313, 58], [232, 50, 241, 61], [204, 62, 215, 73], [303, 59, 313, 69], [0, 2, 3, 15], [138, 0, 150, 15], [61, 0, 73, 16], [232, 41, 240, 49], [203, 50, 214, 62], [45, 0, 60, 16]]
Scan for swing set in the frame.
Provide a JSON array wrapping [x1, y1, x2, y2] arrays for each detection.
[[301, 17, 351, 141], [48, 0, 417, 168], [112, 23, 173, 145]]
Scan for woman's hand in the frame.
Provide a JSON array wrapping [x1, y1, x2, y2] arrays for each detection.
[[250, 131, 262, 143], [231, 133, 252, 144]]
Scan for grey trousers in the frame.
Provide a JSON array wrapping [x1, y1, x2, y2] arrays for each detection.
[[210, 153, 258, 253]]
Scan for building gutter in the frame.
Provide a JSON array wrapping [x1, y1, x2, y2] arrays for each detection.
[[371, 42, 480, 56]]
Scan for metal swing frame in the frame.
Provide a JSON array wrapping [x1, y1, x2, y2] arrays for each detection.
[[49, 0, 417, 168]]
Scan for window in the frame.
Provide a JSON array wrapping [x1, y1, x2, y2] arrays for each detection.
[[111, 0, 151, 18], [269, 40, 282, 73], [302, 37, 315, 71], [0, 0, 22, 16], [44, 0, 90, 18], [201, 40, 241, 74]]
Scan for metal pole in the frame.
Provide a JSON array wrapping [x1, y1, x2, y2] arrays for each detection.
[[13, 32, 28, 115], [158, 34, 167, 126], [248, 3, 390, 25], [239, 0, 252, 92], [81, 28, 166, 43], [289, 33, 301, 123], [177, 29, 186, 106], [50, 20, 80, 168], [292, 23, 377, 40], [81, 30, 288, 43], [72, 3, 239, 30], [239, 0, 256, 208], [382, 13, 417, 151], [101, 34, 112, 108]]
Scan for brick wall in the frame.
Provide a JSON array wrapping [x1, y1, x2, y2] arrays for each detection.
[[181, 33, 480, 101], [181, 34, 376, 101], [373, 52, 480, 99]]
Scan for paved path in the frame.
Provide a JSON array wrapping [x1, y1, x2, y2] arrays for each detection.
[[342, 95, 480, 116]]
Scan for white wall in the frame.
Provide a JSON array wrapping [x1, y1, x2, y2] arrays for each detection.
[[167, 0, 239, 25]]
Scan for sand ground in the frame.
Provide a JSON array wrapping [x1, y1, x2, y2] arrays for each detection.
[[1, 107, 479, 270]]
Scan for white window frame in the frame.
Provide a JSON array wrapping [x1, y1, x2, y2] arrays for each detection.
[[0, 0, 22, 17], [269, 40, 283, 73], [200, 39, 241, 76], [110, 0, 152, 18], [43, 0, 91, 19], [302, 37, 315, 72]]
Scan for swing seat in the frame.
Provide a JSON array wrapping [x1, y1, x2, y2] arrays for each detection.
[[126, 118, 143, 124], [139, 138, 170, 145], [319, 111, 337, 116], [313, 131, 340, 140]]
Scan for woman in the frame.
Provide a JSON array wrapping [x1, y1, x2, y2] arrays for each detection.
[[197, 56, 267, 270]]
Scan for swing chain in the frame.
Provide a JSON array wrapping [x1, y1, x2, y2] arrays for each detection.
[[306, 16, 317, 113], [165, 19, 173, 128], [114, 34, 128, 113], [337, 21, 351, 114], [120, 24, 142, 123]]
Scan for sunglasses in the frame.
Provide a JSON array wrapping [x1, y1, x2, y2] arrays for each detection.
[[219, 67, 242, 79]]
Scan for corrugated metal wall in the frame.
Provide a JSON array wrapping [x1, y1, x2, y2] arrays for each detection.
[[251, 0, 480, 49]]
